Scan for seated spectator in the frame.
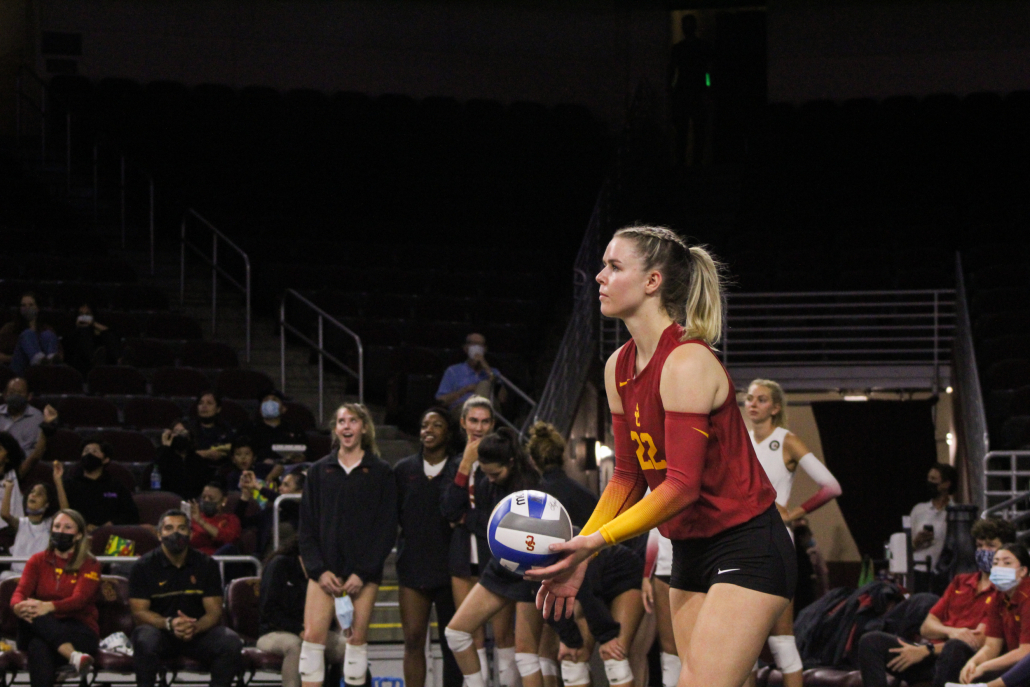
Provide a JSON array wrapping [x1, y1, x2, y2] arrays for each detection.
[[11, 509, 101, 685], [129, 509, 244, 687], [237, 469, 303, 556], [241, 391, 305, 462], [956, 543, 1030, 685], [435, 333, 500, 412], [257, 535, 346, 687], [62, 438, 140, 532], [0, 463, 60, 581], [526, 421, 598, 527], [0, 432, 27, 530], [0, 292, 61, 375], [66, 303, 121, 375], [189, 482, 241, 557], [858, 516, 1016, 687], [225, 436, 282, 497], [156, 420, 216, 500], [189, 391, 235, 463], [0, 376, 56, 464], [911, 463, 959, 591]]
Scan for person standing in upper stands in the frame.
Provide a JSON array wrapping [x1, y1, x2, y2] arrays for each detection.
[[745, 378, 842, 687], [396, 407, 463, 687], [912, 463, 960, 587], [298, 403, 397, 687], [436, 334, 500, 412], [156, 420, 214, 500], [0, 293, 61, 375], [129, 509, 243, 687], [858, 516, 1014, 687], [243, 391, 305, 462], [62, 438, 139, 532]]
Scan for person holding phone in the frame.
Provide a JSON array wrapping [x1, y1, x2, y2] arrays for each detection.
[[911, 464, 959, 591]]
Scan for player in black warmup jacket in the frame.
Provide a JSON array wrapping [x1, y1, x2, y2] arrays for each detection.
[[298, 404, 397, 687], [395, 408, 463, 687]]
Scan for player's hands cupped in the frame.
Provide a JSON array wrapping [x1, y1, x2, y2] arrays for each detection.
[[343, 574, 364, 597], [526, 532, 605, 619], [319, 571, 346, 597], [599, 638, 626, 661]]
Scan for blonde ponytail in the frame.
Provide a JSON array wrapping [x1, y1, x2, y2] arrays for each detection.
[[683, 246, 724, 345]]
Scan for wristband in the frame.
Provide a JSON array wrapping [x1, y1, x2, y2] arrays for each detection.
[[165, 617, 172, 632]]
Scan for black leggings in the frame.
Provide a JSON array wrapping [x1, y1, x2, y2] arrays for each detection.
[[17, 615, 99, 687]]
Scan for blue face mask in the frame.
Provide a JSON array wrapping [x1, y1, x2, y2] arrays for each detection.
[[990, 566, 1020, 592], [260, 400, 281, 419], [976, 548, 996, 574]]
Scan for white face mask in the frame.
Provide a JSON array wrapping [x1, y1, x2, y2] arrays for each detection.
[[467, 344, 485, 359]]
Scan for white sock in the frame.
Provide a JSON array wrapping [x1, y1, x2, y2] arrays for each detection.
[[496, 647, 517, 687], [478, 648, 490, 685], [69, 651, 82, 666], [465, 672, 487, 687], [660, 652, 681, 687]]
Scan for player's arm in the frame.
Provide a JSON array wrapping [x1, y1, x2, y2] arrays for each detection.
[[781, 434, 841, 522]]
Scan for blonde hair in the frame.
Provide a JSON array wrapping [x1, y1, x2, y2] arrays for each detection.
[[461, 395, 494, 421], [329, 403, 380, 456], [613, 225, 725, 345], [526, 421, 566, 471], [50, 509, 93, 572], [748, 378, 787, 428]]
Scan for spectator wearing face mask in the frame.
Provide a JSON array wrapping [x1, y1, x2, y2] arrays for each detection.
[[911, 463, 960, 584], [61, 439, 139, 532], [0, 377, 57, 461], [242, 392, 305, 463], [156, 420, 216, 500], [435, 333, 502, 412], [0, 464, 61, 581], [188, 483, 241, 557], [0, 292, 61, 376], [66, 303, 121, 376]]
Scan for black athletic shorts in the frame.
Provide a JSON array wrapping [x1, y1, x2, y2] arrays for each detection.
[[478, 559, 539, 603], [654, 574, 671, 585], [669, 504, 796, 599], [600, 548, 646, 603]]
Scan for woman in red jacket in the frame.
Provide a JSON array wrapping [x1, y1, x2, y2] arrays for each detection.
[[11, 509, 101, 686]]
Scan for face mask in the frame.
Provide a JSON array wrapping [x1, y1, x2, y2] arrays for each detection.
[[171, 434, 192, 453], [199, 501, 219, 517], [162, 532, 189, 555], [81, 453, 103, 472], [991, 566, 1020, 592], [261, 400, 281, 419], [26, 506, 46, 516], [50, 531, 76, 553], [927, 481, 941, 498], [4, 394, 27, 415], [76, 314, 94, 326], [467, 344, 485, 359], [976, 549, 996, 574], [20, 306, 38, 321]]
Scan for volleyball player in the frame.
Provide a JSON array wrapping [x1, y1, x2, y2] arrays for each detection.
[[643, 530, 679, 687], [444, 395, 517, 687], [396, 407, 464, 687], [745, 379, 842, 687], [527, 226, 796, 687], [443, 429, 546, 687], [298, 404, 397, 687]]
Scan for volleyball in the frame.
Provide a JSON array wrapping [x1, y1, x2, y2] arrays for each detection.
[[487, 490, 574, 575]]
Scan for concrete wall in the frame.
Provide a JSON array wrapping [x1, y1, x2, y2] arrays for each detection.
[[768, 0, 1030, 103]]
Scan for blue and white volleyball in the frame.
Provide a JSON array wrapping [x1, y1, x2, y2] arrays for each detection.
[[487, 490, 573, 575]]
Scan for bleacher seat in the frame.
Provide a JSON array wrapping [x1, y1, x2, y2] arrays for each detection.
[[25, 365, 83, 394], [151, 366, 211, 397], [86, 429, 157, 463], [284, 401, 317, 433], [124, 396, 184, 429], [215, 369, 275, 401], [87, 365, 148, 395], [227, 576, 287, 676], [108, 284, 169, 310], [57, 395, 120, 428], [180, 340, 239, 369], [94, 576, 136, 675], [122, 338, 176, 368], [143, 313, 203, 340], [133, 491, 184, 526], [306, 431, 332, 460], [89, 525, 159, 556], [99, 311, 142, 339]]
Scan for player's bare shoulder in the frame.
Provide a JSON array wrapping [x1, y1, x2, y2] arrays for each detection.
[[659, 342, 725, 413]]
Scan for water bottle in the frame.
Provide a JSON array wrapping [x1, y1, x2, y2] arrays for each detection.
[[150, 464, 161, 491]]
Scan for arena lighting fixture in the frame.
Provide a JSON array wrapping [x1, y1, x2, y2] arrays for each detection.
[[595, 442, 613, 461], [946, 432, 954, 446], [946, 386, 953, 394], [842, 394, 869, 401]]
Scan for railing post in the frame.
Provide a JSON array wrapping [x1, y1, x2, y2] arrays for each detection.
[[280, 296, 287, 393], [92, 141, 98, 222], [180, 217, 186, 305], [66, 110, 71, 193], [318, 316, 324, 424], [40, 81, 46, 164], [15, 72, 21, 138], [211, 234, 218, 336], [245, 260, 251, 363], [933, 291, 940, 394], [120, 155, 126, 248], [149, 177, 155, 275]]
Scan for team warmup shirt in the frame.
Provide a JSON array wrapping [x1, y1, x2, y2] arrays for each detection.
[[927, 571, 996, 645], [395, 452, 460, 589], [589, 323, 775, 543], [129, 548, 223, 620], [987, 576, 1030, 652]]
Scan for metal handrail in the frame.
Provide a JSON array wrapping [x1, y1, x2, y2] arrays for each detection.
[[180, 209, 252, 362], [0, 554, 262, 577], [954, 253, 989, 510], [492, 371, 538, 437], [271, 492, 302, 551], [280, 288, 364, 420]]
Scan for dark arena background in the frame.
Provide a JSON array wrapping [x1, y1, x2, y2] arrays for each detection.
[[1, 0, 1029, 684]]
